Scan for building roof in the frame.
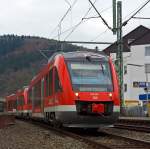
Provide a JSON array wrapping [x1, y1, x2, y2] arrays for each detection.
[[130, 29, 150, 46], [103, 25, 150, 55]]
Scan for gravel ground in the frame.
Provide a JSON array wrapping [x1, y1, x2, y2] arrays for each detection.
[[99, 127, 150, 142], [0, 120, 90, 149]]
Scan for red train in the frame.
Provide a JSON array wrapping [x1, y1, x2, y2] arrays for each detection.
[[6, 51, 120, 128]]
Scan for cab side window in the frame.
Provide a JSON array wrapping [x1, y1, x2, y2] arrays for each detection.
[[28, 89, 32, 104], [54, 67, 62, 92]]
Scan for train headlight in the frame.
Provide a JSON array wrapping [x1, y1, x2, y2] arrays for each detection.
[[75, 92, 79, 97], [109, 93, 112, 97]]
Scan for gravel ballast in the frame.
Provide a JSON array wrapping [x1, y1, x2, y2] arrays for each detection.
[[0, 120, 90, 149]]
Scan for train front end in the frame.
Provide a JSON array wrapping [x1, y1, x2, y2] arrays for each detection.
[[61, 52, 120, 127]]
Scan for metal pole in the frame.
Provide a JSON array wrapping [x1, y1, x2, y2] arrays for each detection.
[[113, 0, 117, 34], [146, 72, 149, 115], [145, 63, 150, 115], [117, 1, 124, 112]]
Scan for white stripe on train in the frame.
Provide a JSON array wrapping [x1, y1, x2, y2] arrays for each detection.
[[44, 105, 120, 112]]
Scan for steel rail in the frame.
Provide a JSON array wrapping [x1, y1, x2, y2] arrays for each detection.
[[18, 118, 150, 149], [98, 130, 150, 149], [114, 123, 150, 132], [19, 119, 111, 149]]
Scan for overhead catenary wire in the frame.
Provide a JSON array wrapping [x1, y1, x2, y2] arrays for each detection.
[[64, 0, 73, 35], [82, 5, 112, 20], [132, 16, 150, 20], [63, 0, 98, 40], [64, 0, 71, 7], [38, 50, 49, 60], [49, 0, 78, 38], [122, 0, 150, 26], [90, 29, 109, 42], [52, 0, 150, 44], [59, 0, 78, 40], [91, 0, 150, 42], [53, 0, 112, 41], [88, 0, 112, 31]]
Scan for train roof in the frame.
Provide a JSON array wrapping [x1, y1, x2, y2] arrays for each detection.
[[48, 50, 108, 62], [6, 94, 17, 101], [29, 50, 109, 88]]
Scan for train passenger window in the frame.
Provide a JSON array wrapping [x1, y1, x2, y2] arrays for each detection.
[[14, 100, 17, 109], [54, 68, 62, 92], [21, 96, 24, 106], [34, 81, 41, 107], [28, 89, 32, 104], [45, 69, 53, 96], [49, 69, 53, 96], [45, 74, 49, 96]]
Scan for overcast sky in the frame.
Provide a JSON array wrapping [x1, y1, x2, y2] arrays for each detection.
[[0, 0, 150, 49]]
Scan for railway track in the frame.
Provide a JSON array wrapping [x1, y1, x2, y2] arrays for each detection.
[[114, 117, 150, 133], [114, 123, 150, 132], [94, 130, 150, 149], [18, 119, 150, 149]]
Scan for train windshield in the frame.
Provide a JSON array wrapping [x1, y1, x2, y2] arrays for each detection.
[[67, 60, 113, 92]]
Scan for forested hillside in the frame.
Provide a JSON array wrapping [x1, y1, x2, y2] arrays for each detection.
[[0, 35, 84, 97]]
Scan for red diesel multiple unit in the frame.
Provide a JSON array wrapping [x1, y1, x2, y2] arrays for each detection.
[[6, 51, 120, 128], [6, 89, 28, 116]]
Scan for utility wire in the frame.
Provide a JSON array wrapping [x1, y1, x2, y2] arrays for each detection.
[[122, 0, 150, 26]]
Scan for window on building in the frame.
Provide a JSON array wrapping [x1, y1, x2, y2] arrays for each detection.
[[124, 84, 127, 92], [133, 82, 139, 88], [145, 46, 150, 56], [145, 63, 150, 73], [128, 39, 135, 44], [124, 65, 127, 74]]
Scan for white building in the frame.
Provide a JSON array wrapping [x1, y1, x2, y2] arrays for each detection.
[[104, 25, 150, 106]]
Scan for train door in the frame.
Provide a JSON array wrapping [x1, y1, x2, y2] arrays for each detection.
[[44, 68, 54, 111], [32, 87, 35, 113], [41, 78, 44, 113], [16, 96, 18, 115]]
